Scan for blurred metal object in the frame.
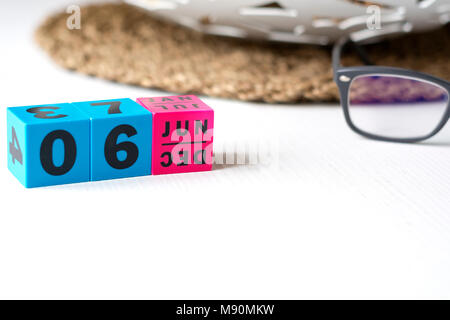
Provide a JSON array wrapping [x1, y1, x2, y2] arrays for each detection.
[[124, 0, 449, 45]]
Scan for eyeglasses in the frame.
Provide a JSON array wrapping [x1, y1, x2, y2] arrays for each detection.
[[333, 37, 450, 143]]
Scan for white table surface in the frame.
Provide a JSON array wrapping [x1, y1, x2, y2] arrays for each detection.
[[1, 0, 449, 299]]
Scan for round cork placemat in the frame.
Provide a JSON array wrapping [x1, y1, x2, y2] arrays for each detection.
[[35, 3, 450, 103]]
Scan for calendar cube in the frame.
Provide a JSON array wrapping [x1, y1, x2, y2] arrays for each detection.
[[72, 98, 152, 181], [136, 95, 214, 175], [7, 103, 90, 188]]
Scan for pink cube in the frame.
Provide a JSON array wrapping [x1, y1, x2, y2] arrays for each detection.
[[137, 95, 214, 175]]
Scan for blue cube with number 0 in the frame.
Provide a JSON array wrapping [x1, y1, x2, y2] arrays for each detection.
[[7, 103, 90, 188], [72, 98, 152, 181]]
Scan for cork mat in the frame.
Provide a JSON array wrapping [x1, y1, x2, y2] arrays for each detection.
[[35, 3, 450, 103]]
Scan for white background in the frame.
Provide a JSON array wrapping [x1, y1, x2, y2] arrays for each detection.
[[1, 0, 449, 299]]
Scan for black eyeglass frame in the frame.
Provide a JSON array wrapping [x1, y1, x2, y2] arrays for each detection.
[[332, 37, 450, 143]]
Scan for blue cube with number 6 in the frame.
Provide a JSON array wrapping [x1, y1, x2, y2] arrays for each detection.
[[72, 98, 152, 181], [7, 103, 90, 188]]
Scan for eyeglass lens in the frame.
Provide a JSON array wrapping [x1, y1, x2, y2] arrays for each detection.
[[348, 75, 449, 139]]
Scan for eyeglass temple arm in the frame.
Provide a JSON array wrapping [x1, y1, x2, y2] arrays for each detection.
[[333, 37, 374, 75]]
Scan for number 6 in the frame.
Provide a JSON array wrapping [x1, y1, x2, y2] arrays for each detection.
[[104, 125, 139, 169]]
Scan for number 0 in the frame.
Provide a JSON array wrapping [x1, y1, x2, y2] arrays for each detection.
[[40, 130, 77, 176]]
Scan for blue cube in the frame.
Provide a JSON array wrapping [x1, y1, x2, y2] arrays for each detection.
[[72, 98, 152, 181], [7, 103, 90, 188]]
